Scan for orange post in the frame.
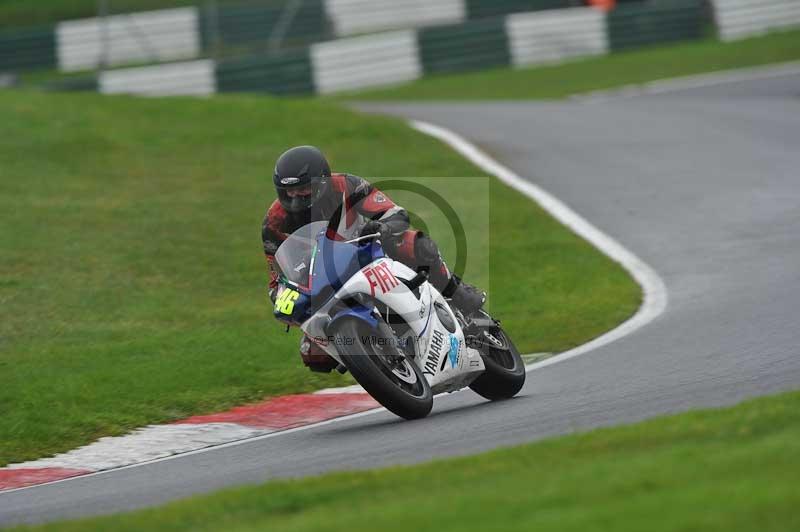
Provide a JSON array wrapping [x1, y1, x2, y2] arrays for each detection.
[[587, 0, 616, 11]]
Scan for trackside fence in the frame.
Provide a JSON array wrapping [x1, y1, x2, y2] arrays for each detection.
[[710, 0, 800, 41], [0, 0, 582, 73], [52, 1, 712, 97], [1, 0, 798, 97]]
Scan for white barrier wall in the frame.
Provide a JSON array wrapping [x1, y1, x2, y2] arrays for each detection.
[[506, 7, 608, 67], [99, 59, 215, 96], [56, 8, 200, 72], [713, 0, 800, 41], [310, 30, 422, 94], [325, 0, 466, 37]]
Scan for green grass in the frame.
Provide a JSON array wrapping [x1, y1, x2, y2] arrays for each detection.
[[0, 0, 211, 29], [0, 90, 639, 466], [348, 29, 800, 100], [14, 390, 800, 532]]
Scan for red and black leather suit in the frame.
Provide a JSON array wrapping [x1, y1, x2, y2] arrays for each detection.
[[263, 173, 465, 372], [262, 173, 455, 296]]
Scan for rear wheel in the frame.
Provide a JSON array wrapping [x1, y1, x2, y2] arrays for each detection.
[[332, 317, 432, 420], [468, 312, 526, 400]]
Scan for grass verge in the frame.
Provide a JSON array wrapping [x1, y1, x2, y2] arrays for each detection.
[[14, 390, 800, 531], [347, 29, 800, 100], [0, 1, 209, 29], [0, 90, 639, 466]]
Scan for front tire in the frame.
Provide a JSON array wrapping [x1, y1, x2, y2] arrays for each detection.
[[332, 317, 433, 420], [468, 313, 526, 400]]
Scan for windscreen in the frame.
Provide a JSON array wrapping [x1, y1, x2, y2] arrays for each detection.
[[273, 221, 327, 286]]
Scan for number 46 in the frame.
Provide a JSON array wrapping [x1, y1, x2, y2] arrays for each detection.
[[275, 287, 300, 315]]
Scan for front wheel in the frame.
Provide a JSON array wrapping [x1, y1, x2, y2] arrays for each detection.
[[332, 317, 433, 420], [468, 312, 526, 400]]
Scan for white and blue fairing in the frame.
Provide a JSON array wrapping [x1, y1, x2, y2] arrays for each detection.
[[274, 221, 484, 394]]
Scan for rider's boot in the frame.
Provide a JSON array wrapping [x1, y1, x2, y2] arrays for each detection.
[[391, 230, 485, 315], [299, 335, 339, 373], [442, 274, 486, 316]]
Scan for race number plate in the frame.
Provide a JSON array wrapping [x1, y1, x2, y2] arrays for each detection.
[[275, 286, 300, 315]]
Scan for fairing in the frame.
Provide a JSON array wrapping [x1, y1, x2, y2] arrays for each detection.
[[274, 222, 484, 394]]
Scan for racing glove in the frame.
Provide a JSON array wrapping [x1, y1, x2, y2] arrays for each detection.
[[360, 220, 393, 243]]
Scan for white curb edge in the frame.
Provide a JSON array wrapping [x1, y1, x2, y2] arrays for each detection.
[[408, 120, 668, 371]]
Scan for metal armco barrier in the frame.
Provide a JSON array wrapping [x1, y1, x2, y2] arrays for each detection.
[[216, 50, 314, 94], [607, 0, 707, 50], [310, 30, 421, 94], [12, 0, 800, 98], [47, 0, 708, 95], [57, 8, 201, 72], [5, 0, 800, 78], [712, 0, 800, 41], [465, 0, 573, 20], [324, 0, 466, 37], [0, 0, 579, 74], [45, 0, 719, 97], [98, 59, 216, 96], [418, 17, 511, 75], [209, 0, 327, 51], [506, 7, 608, 67], [0, 26, 56, 71]]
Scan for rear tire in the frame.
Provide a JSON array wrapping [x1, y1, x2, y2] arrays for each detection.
[[468, 315, 526, 401], [332, 317, 433, 420]]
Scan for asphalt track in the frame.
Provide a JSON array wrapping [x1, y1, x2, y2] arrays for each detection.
[[3, 73, 800, 526]]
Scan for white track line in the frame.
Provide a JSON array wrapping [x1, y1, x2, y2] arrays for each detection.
[[4, 424, 272, 472], [0, 407, 388, 494], [2, 119, 668, 494], [409, 120, 668, 371]]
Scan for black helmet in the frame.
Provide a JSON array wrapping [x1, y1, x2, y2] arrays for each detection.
[[273, 146, 331, 213]]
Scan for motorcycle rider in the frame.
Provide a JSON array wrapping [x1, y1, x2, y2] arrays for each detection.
[[262, 145, 485, 372]]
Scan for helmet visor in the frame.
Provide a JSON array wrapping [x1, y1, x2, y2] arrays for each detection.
[[276, 178, 325, 213], [286, 186, 314, 198]]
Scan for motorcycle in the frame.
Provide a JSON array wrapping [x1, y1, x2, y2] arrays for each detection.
[[272, 219, 525, 419]]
